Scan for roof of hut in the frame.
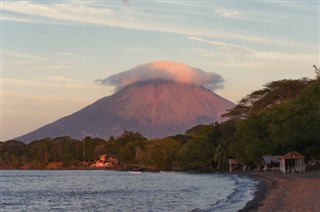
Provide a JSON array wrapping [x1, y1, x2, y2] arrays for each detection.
[[228, 159, 241, 164], [263, 156, 280, 164], [280, 151, 305, 159]]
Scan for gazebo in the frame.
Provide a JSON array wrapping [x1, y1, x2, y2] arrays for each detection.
[[279, 151, 305, 173], [228, 159, 241, 172]]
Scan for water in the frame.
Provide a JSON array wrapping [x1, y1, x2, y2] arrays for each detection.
[[0, 170, 257, 211]]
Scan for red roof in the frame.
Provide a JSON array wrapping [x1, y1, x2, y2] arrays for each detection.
[[280, 151, 305, 159], [228, 159, 241, 164]]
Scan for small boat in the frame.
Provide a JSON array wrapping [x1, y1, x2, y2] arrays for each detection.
[[128, 171, 142, 174]]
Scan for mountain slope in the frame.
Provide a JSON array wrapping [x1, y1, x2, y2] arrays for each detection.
[[17, 80, 235, 142]]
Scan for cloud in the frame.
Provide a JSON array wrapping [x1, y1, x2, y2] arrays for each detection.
[[32, 65, 72, 71], [2, 76, 114, 109], [215, 9, 241, 19], [3, 50, 49, 60], [96, 61, 224, 91], [1, 1, 291, 45], [252, 51, 317, 62], [189, 36, 255, 56], [3, 50, 79, 71], [1, 15, 63, 25], [189, 37, 317, 62]]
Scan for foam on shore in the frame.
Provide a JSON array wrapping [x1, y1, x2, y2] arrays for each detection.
[[206, 174, 259, 211]]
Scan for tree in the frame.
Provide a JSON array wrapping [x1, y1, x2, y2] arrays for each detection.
[[0, 140, 29, 168], [224, 79, 309, 119], [269, 79, 320, 157], [229, 112, 274, 163], [313, 65, 320, 80], [82, 137, 107, 162], [61, 153, 80, 168], [208, 121, 236, 169], [105, 130, 147, 158], [169, 134, 193, 145], [27, 138, 52, 167], [49, 136, 82, 162], [175, 137, 214, 171], [142, 138, 181, 170], [185, 124, 214, 137], [119, 140, 146, 165]]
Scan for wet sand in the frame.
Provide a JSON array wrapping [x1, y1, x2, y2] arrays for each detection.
[[240, 171, 320, 212]]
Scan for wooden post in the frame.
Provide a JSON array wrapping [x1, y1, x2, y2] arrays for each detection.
[[280, 158, 286, 173]]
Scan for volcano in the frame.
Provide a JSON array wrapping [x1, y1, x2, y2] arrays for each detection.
[[17, 80, 234, 143]]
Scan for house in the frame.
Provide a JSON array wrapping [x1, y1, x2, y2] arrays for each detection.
[[91, 154, 118, 168], [279, 151, 305, 173]]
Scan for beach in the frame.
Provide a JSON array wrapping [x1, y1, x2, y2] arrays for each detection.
[[240, 171, 320, 211]]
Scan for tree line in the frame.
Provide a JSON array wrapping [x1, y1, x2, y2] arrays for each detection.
[[1, 69, 319, 171]]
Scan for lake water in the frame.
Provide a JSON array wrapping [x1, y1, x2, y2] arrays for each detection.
[[0, 170, 257, 211]]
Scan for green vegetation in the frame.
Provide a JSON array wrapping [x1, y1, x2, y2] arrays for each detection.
[[1, 69, 319, 171]]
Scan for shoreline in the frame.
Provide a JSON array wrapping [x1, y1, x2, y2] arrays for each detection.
[[238, 171, 320, 212]]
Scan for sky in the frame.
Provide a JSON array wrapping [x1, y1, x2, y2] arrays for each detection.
[[1, 0, 319, 141]]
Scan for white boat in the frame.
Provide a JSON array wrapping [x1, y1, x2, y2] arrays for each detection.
[[128, 171, 142, 174]]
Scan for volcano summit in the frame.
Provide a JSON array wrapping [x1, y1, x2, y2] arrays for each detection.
[[17, 61, 235, 142]]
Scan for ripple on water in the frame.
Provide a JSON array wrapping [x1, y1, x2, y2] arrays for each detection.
[[0, 170, 257, 211]]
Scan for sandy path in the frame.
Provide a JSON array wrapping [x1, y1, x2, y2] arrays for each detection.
[[251, 172, 320, 212]]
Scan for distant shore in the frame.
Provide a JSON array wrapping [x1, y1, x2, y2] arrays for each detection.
[[238, 171, 320, 212]]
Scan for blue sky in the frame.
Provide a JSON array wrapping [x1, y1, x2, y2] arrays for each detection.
[[1, 0, 319, 141]]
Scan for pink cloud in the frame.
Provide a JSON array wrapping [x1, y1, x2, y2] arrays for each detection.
[[96, 61, 224, 91]]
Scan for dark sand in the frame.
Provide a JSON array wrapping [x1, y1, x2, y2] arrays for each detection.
[[239, 171, 320, 212]]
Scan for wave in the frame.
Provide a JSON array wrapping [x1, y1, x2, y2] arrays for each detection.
[[205, 174, 258, 212]]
